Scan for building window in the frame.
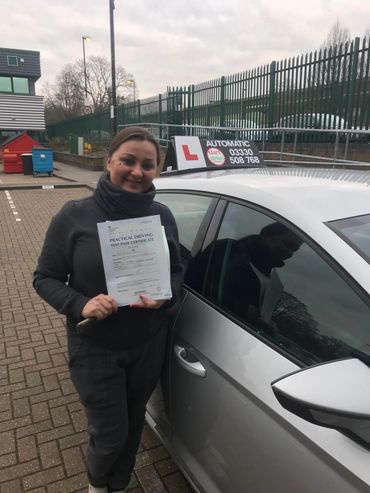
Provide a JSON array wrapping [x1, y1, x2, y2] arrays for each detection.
[[0, 76, 30, 94], [13, 77, 29, 94], [7, 55, 18, 66], [0, 77, 12, 92]]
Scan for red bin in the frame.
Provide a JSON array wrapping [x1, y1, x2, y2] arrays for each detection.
[[1, 133, 43, 174], [2, 153, 20, 173]]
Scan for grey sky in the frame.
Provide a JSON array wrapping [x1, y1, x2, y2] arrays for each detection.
[[2, 0, 369, 99]]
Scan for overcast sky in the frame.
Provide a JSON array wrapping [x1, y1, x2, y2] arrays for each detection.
[[2, 0, 369, 99]]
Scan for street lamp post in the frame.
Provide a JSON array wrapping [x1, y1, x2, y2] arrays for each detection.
[[109, 0, 117, 136], [127, 79, 136, 102], [82, 35, 91, 101]]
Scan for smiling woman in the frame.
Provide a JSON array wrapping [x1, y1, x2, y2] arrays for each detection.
[[33, 126, 183, 493], [106, 139, 157, 193]]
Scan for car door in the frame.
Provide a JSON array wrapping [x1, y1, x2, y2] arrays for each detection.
[[165, 198, 370, 493], [146, 192, 218, 437]]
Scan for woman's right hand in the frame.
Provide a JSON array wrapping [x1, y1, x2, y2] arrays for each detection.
[[81, 294, 118, 321]]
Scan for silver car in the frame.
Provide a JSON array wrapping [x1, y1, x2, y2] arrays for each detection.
[[147, 167, 370, 493], [275, 113, 367, 141], [222, 119, 265, 141]]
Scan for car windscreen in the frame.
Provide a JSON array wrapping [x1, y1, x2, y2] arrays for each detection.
[[326, 214, 370, 263]]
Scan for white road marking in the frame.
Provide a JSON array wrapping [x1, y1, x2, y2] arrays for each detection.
[[4, 190, 21, 222]]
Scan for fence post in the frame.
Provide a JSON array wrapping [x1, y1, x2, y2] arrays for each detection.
[[346, 37, 360, 129], [121, 104, 125, 127], [137, 99, 141, 122], [191, 85, 195, 134], [186, 85, 191, 131], [159, 94, 162, 139], [220, 76, 226, 128], [268, 61, 276, 129]]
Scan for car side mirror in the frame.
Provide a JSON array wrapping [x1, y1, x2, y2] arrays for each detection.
[[272, 358, 370, 450]]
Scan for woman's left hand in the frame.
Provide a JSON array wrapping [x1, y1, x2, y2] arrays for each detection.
[[130, 294, 166, 309]]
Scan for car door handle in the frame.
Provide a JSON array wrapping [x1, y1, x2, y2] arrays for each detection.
[[174, 345, 206, 378]]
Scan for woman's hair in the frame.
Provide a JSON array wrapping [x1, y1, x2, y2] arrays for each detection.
[[107, 126, 160, 165]]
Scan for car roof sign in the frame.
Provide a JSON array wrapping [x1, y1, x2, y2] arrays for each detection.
[[162, 136, 265, 174]]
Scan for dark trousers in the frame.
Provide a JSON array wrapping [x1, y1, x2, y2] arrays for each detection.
[[68, 324, 168, 490]]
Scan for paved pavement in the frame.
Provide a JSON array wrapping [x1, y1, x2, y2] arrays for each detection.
[[0, 164, 193, 493], [0, 162, 101, 190]]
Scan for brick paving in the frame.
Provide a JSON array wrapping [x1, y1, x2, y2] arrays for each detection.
[[0, 173, 68, 187], [0, 184, 193, 493]]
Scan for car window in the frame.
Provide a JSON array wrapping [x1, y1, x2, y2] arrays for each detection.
[[156, 192, 215, 288], [327, 213, 370, 263], [204, 202, 370, 366]]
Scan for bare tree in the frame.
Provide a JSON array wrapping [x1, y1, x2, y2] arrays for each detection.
[[42, 66, 84, 124], [84, 56, 133, 111], [42, 82, 60, 124], [302, 23, 370, 122], [55, 64, 84, 114], [321, 20, 351, 50], [317, 21, 351, 88], [45, 56, 135, 122], [301, 21, 352, 115]]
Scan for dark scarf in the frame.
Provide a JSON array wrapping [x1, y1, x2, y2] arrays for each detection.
[[94, 172, 156, 219]]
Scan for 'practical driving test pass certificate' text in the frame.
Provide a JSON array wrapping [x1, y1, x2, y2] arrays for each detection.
[[97, 215, 172, 306]]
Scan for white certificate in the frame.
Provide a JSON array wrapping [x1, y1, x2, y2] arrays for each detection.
[[97, 215, 172, 306]]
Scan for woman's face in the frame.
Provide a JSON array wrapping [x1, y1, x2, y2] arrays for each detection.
[[106, 139, 157, 193]]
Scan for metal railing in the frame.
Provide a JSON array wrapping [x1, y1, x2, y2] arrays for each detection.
[[118, 122, 370, 168], [47, 36, 370, 142]]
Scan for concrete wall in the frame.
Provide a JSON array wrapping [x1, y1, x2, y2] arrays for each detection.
[[53, 151, 105, 171]]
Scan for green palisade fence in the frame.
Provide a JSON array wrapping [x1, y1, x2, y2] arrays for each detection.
[[47, 37, 370, 143]]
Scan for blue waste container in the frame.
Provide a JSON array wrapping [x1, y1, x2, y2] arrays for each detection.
[[32, 147, 53, 176]]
